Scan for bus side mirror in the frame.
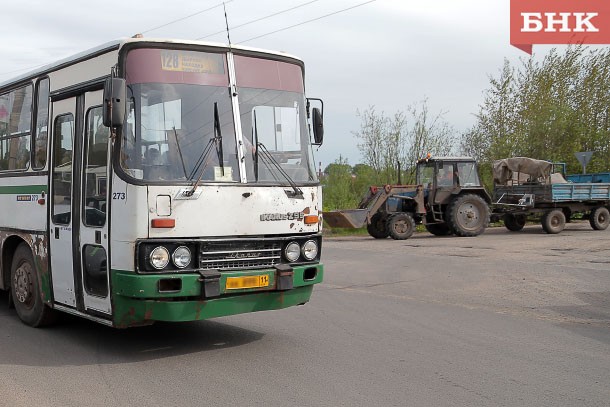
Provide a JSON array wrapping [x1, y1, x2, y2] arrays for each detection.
[[312, 107, 324, 145], [103, 78, 126, 128]]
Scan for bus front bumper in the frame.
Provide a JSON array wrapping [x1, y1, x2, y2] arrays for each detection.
[[110, 264, 323, 328]]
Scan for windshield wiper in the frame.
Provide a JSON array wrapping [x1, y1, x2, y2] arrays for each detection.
[[256, 142, 303, 199], [253, 111, 259, 181], [172, 126, 188, 179], [214, 102, 225, 177], [185, 102, 224, 196]]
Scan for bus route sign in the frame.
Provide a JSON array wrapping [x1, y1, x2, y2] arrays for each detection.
[[160, 50, 224, 74]]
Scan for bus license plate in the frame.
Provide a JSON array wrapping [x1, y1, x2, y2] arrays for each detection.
[[225, 275, 270, 290]]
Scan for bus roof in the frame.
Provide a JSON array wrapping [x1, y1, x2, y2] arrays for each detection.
[[0, 37, 304, 89]]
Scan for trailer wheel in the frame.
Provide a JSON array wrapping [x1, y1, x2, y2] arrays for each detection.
[[387, 213, 415, 240], [589, 206, 610, 230], [11, 243, 56, 327], [424, 223, 453, 236], [504, 214, 526, 232], [541, 209, 565, 234], [446, 194, 489, 237], [367, 213, 389, 239]]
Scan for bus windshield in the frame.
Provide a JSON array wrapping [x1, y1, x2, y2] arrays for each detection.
[[235, 55, 317, 183], [121, 82, 238, 182], [120, 47, 317, 184]]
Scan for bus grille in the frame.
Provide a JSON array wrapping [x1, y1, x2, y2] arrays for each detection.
[[199, 240, 282, 270]]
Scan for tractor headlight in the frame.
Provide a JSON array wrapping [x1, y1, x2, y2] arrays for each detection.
[[172, 246, 192, 269], [150, 246, 170, 269], [301, 240, 318, 260]]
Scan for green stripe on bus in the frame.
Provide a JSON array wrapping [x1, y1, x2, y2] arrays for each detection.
[[111, 265, 323, 298], [0, 185, 48, 194]]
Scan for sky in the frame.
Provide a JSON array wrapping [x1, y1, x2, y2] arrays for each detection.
[[0, 0, 557, 170]]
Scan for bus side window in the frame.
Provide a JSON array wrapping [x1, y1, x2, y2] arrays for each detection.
[[33, 77, 50, 170], [51, 114, 74, 225], [83, 106, 108, 227], [0, 84, 33, 171]]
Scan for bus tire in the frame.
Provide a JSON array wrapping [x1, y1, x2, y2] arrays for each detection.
[[387, 213, 415, 240], [589, 206, 610, 230], [367, 213, 389, 239], [11, 243, 57, 327], [504, 214, 526, 232], [541, 209, 565, 234], [446, 194, 489, 237]]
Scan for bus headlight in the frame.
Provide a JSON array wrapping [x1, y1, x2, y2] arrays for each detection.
[[150, 246, 170, 269], [301, 240, 318, 260], [285, 242, 300, 262], [172, 246, 192, 268]]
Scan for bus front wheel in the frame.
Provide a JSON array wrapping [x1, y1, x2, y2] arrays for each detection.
[[11, 243, 56, 327]]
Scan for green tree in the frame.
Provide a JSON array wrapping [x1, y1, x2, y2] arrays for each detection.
[[351, 163, 380, 198], [321, 156, 357, 210], [463, 46, 610, 177]]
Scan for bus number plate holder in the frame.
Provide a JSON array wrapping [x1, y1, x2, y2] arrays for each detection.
[[226, 275, 270, 290]]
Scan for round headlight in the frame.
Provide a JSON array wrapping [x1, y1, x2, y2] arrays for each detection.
[[302, 240, 318, 260], [285, 242, 300, 262], [150, 246, 170, 269], [172, 246, 192, 269]]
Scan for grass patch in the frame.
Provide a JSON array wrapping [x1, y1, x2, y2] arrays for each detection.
[[322, 226, 368, 236]]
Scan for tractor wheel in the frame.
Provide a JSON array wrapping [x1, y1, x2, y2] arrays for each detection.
[[367, 213, 389, 239], [446, 194, 489, 237], [541, 209, 566, 234], [387, 213, 415, 240], [504, 214, 526, 232], [11, 243, 57, 327], [589, 206, 610, 230], [424, 223, 453, 236]]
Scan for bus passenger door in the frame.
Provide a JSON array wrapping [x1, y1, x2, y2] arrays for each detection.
[[79, 91, 111, 315], [49, 97, 77, 307], [49, 91, 111, 316]]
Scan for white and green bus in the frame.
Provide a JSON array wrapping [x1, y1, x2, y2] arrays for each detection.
[[0, 37, 324, 328]]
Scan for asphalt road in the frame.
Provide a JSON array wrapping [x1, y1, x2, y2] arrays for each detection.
[[1, 222, 609, 406]]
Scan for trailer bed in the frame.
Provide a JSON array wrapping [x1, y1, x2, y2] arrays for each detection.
[[495, 182, 610, 205], [551, 183, 610, 201]]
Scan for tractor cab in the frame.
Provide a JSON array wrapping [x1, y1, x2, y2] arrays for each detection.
[[416, 157, 484, 203]]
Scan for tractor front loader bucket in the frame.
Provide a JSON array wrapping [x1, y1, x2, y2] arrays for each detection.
[[323, 209, 369, 229]]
